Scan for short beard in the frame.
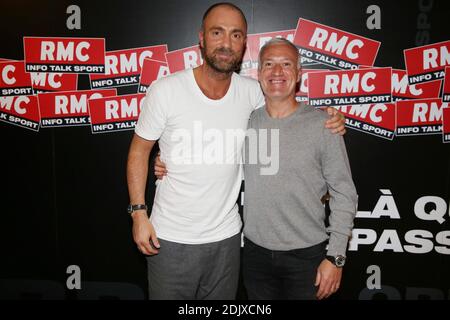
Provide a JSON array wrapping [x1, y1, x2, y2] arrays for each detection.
[[201, 44, 241, 74]]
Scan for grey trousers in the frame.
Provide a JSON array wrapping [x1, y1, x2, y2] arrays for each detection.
[[146, 233, 241, 300]]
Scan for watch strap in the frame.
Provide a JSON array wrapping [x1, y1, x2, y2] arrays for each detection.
[[131, 204, 147, 211], [128, 204, 148, 215]]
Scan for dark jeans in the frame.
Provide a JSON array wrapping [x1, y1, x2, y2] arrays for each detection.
[[242, 237, 326, 300]]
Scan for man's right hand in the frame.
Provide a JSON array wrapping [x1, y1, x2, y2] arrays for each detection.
[[132, 211, 160, 255], [154, 152, 167, 180]]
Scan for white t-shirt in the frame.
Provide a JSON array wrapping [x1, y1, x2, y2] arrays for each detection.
[[135, 69, 264, 244]]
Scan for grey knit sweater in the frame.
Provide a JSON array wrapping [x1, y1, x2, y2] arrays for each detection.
[[243, 103, 358, 256]]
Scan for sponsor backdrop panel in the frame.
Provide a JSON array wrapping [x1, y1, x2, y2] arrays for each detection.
[[0, 127, 60, 299], [0, 0, 449, 300]]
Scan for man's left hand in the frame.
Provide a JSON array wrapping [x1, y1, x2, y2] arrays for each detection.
[[325, 107, 346, 135], [315, 258, 343, 300]]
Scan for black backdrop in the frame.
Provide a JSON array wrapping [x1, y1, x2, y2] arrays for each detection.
[[1, 0, 449, 300]]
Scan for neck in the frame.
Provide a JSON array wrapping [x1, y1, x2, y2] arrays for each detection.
[[265, 96, 299, 119], [193, 63, 233, 100]]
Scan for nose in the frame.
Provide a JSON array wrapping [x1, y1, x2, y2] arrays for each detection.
[[221, 34, 232, 49], [272, 63, 283, 75]]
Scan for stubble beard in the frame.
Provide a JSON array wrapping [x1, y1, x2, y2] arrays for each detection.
[[202, 43, 242, 74]]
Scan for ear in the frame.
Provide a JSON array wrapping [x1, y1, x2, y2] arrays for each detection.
[[297, 68, 302, 83], [199, 30, 205, 49]]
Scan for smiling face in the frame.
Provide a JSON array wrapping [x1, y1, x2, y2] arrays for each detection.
[[258, 42, 301, 102], [199, 5, 247, 74]]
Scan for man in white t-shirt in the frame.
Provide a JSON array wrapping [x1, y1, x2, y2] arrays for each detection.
[[127, 2, 345, 300]]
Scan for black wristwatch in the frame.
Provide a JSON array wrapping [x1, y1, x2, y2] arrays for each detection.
[[326, 255, 346, 268], [127, 204, 148, 216]]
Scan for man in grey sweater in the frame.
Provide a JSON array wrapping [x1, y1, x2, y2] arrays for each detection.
[[242, 38, 358, 300]]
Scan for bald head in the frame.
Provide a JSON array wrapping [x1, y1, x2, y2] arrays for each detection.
[[201, 2, 247, 32]]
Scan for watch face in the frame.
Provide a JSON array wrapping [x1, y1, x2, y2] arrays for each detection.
[[127, 205, 132, 214], [335, 255, 346, 267]]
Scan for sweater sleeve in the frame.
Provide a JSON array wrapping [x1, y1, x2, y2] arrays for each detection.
[[320, 129, 358, 257]]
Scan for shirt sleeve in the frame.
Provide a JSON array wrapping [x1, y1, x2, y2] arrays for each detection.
[[321, 129, 358, 257], [135, 81, 168, 141], [252, 81, 265, 110]]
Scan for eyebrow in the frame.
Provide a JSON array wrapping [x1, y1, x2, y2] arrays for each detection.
[[210, 26, 225, 31], [231, 28, 245, 34], [262, 58, 295, 62], [209, 26, 245, 34]]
